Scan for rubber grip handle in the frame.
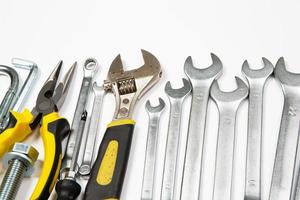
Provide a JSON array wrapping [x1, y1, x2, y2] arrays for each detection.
[[84, 120, 135, 200], [0, 109, 33, 157], [30, 112, 70, 200]]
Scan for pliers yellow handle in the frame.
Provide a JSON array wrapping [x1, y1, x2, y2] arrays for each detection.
[[30, 112, 70, 200], [0, 109, 33, 157]]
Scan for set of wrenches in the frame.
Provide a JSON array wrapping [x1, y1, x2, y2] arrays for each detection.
[[141, 54, 300, 200]]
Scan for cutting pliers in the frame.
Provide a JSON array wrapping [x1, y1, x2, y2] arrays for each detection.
[[0, 61, 76, 200]]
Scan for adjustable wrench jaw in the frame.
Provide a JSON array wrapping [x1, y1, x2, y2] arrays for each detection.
[[104, 49, 162, 120]]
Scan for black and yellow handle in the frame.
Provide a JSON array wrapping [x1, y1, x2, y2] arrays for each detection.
[[0, 109, 33, 157], [30, 112, 70, 200], [84, 119, 135, 200]]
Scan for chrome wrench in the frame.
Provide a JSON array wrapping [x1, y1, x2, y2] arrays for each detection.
[[269, 58, 300, 200], [161, 78, 191, 200], [79, 82, 105, 176], [210, 77, 248, 200], [180, 54, 222, 200], [141, 98, 165, 200], [242, 58, 273, 200], [61, 58, 98, 175]]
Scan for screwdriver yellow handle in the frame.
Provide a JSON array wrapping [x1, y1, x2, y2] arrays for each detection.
[[30, 112, 70, 200], [84, 119, 135, 200], [0, 109, 33, 157]]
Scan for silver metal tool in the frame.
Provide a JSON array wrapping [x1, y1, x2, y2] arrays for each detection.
[[210, 77, 248, 200], [0, 143, 39, 200], [269, 58, 300, 200], [180, 54, 222, 200], [61, 58, 98, 177], [79, 82, 105, 176], [0, 65, 19, 130], [141, 98, 165, 200], [161, 78, 191, 200], [242, 58, 273, 200]]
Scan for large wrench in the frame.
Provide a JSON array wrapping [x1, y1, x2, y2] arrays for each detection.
[[210, 77, 248, 200], [180, 54, 222, 200], [161, 78, 191, 200], [141, 98, 165, 200], [242, 58, 273, 200], [269, 58, 300, 200]]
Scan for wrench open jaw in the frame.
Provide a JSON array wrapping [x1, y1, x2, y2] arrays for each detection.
[[242, 58, 273, 200], [269, 57, 300, 200], [165, 78, 192, 99], [210, 77, 248, 200], [104, 49, 162, 120], [145, 97, 165, 113]]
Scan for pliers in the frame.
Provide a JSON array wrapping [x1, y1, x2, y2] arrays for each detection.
[[0, 61, 76, 200]]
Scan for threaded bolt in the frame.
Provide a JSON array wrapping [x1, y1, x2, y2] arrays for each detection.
[[0, 143, 39, 200]]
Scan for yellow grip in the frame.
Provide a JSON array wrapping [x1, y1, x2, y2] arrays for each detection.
[[0, 109, 33, 157], [30, 112, 69, 200]]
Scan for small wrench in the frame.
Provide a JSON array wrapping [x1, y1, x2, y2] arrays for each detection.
[[141, 98, 165, 200], [181, 54, 222, 200], [242, 58, 273, 200], [161, 78, 191, 200], [79, 82, 105, 176], [210, 77, 248, 200], [269, 58, 300, 200]]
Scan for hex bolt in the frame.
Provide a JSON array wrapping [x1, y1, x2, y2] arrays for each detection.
[[0, 143, 39, 200]]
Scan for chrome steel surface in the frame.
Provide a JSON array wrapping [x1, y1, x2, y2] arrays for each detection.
[[61, 58, 98, 179], [269, 58, 300, 200], [180, 54, 222, 200], [242, 58, 273, 200], [141, 98, 165, 200], [161, 78, 191, 200], [79, 82, 105, 176], [210, 77, 248, 200]]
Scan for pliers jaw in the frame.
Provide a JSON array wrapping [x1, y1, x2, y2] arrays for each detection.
[[104, 49, 162, 120], [30, 61, 76, 128]]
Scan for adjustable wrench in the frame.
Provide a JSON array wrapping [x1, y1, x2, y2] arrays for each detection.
[[161, 78, 191, 200], [242, 58, 273, 200], [181, 54, 222, 200], [141, 98, 165, 200], [269, 58, 300, 200], [210, 77, 248, 200]]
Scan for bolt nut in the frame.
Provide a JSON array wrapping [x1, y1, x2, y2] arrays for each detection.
[[3, 143, 39, 176]]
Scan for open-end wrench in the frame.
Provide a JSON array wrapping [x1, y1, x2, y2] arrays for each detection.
[[141, 98, 165, 200], [79, 82, 106, 176], [242, 58, 273, 200], [210, 77, 248, 200], [269, 58, 300, 200], [161, 78, 191, 200], [180, 54, 222, 200]]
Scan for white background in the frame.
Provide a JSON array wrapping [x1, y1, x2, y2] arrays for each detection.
[[0, 0, 298, 199]]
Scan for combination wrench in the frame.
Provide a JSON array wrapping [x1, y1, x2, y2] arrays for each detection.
[[161, 78, 191, 200], [181, 54, 222, 200], [210, 77, 248, 200], [242, 58, 273, 200], [269, 58, 300, 200], [141, 98, 165, 200]]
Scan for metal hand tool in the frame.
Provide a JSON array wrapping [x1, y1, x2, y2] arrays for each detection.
[[79, 82, 105, 176], [180, 54, 222, 200], [84, 50, 162, 200], [0, 143, 39, 200], [0, 61, 76, 199], [269, 58, 300, 200], [141, 98, 165, 200], [0, 65, 19, 131], [210, 77, 248, 200], [57, 58, 98, 200], [0, 58, 38, 132], [242, 58, 273, 200], [161, 78, 191, 200]]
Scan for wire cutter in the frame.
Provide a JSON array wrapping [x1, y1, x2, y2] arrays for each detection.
[[0, 61, 76, 200]]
